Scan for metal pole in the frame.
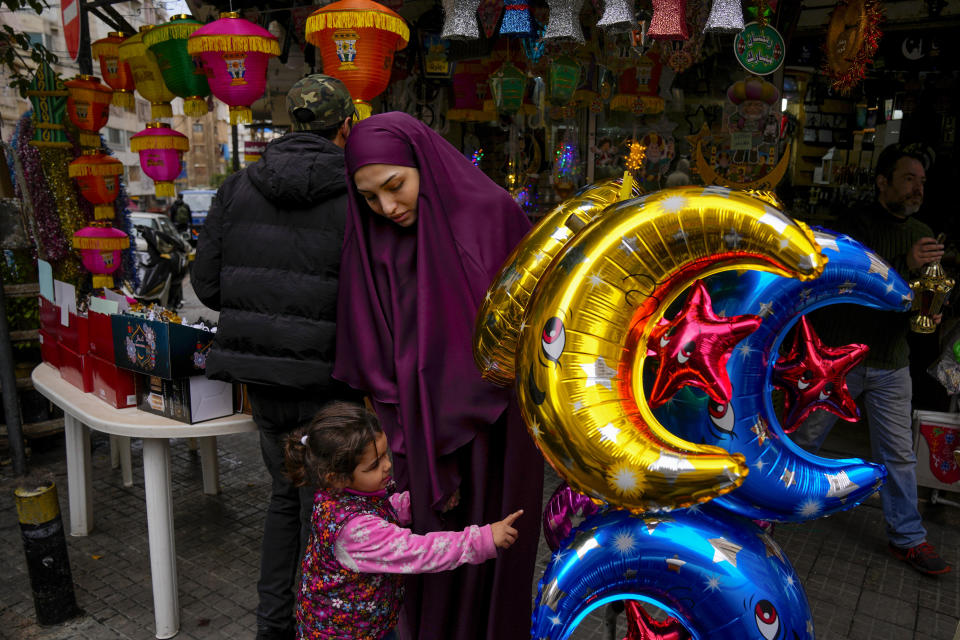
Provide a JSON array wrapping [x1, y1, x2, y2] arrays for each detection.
[[231, 124, 239, 172], [0, 267, 28, 476], [78, 0, 93, 75]]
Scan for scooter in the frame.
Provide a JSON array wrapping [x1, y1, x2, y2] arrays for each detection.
[[121, 225, 188, 309]]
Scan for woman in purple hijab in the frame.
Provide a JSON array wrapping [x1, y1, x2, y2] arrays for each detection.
[[335, 111, 544, 640]]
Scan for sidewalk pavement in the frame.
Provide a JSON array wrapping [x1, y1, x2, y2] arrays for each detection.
[[1, 419, 958, 640]]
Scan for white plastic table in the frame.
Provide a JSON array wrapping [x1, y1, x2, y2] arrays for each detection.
[[31, 363, 257, 639]]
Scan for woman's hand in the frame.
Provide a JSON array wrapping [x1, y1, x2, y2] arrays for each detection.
[[491, 510, 524, 549]]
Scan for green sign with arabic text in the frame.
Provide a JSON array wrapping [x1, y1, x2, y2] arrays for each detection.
[[733, 22, 785, 76]]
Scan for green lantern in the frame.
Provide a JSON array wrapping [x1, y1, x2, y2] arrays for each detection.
[[548, 55, 580, 106], [27, 62, 71, 149], [143, 14, 211, 117], [489, 62, 527, 114]]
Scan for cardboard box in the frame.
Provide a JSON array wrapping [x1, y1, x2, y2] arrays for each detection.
[[88, 310, 116, 360], [39, 329, 60, 368], [136, 375, 234, 424], [59, 312, 89, 355], [912, 411, 960, 493], [38, 297, 60, 341], [59, 343, 93, 393], [88, 352, 137, 408], [112, 315, 214, 379]]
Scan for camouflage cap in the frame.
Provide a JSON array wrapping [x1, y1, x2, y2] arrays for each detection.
[[286, 74, 355, 132]]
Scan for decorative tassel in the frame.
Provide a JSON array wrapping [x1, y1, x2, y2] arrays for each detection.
[[94, 205, 115, 220], [229, 105, 252, 125], [441, 0, 482, 39], [597, 0, 636, 33], [79, 132, 102, 148], [500, 0, 534, 36], [648, 0, 689, 40], [306, 11, 408, 42], [543, 0, 586, 43], [111, 90, 136, 111], [154, 181, 176, 198], [354, 100, 373, 120], [704, 0, 744, 33], [183, 96, 209, 117], [151, 102, 173, 119], [92, 274, 115, 289]]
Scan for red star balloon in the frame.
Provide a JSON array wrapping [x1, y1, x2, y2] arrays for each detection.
[[648, 280, 761, 408], [772, 315, 867, 433], [624, 600, 690, 640]]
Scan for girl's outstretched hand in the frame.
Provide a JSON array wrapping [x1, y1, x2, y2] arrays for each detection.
[[491, 510, 524, 549]]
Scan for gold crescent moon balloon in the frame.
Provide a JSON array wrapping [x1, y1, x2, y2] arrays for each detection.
[[694, 141, 792, 191], [474, 177, 642, 386], [517, 186, 826, 512]]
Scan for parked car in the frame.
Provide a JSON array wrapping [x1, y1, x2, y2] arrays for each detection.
[[128, 211, 193, 258], [181, 189, 217, 245]]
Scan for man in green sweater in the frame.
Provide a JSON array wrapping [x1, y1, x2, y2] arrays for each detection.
[[794, 143, 951, 576]]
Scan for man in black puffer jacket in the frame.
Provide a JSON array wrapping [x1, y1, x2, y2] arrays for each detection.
[[192, 75, 360, 640]]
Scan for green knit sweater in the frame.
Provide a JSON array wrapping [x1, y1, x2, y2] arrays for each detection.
[[812, 203, 933, 370]]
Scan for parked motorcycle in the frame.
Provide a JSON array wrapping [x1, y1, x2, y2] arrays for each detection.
[[121, 224, 188, 309]]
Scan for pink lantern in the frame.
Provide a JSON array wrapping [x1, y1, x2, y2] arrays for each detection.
[[130, 122, 189, 197], [72, 225, 130, 289], [186, 12, 280, 125]]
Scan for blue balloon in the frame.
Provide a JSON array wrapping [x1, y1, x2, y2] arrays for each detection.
[[653, 230, 911, 522], [532, 506, 814, 640]]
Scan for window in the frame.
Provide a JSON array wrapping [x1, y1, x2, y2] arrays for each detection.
[[24, 33, 49, 49], [105, 127, 125, 145], [127, 165, 141, 183], [193, 123, 203, 133]]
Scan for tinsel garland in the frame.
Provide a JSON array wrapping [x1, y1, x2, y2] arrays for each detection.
[[823, 0, 884, 94]]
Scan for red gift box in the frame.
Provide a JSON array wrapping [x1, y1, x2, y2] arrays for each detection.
[[87, 311, 115, 360], [59, 312, 90, 355], [39, 329, 60, 367], [39, 297, 60, 341], [88, 352, 137, 408], [59, 343, 93, 393]]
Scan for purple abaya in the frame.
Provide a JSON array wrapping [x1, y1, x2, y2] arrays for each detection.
[[335, 112, 544, 640]]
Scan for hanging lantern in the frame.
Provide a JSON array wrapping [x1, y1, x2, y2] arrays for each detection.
[[610, 67, 639, 111], [118, 27, 177, 119], [130, 122, 189, 198], [91, 33, 136, 111], [65, 75, 114, 149], [649, 0, 689, 40], [187, 13, 280, 125], [500, 0, 534, 36], [448, 60, 497, 122], [69, 151, 124, 220], [543, 0, 586, 43], [488, 62, 526, 114], [244, 140, 267, 164], [441, 0, 482, 39], [72, 226, 130, 289], [144, 15, 211, 117], [305, 0, 409, 120], [597, 0, 637, 33], [548, 55, 580, 106], [704, 0, 744, 33], [26, 62, 71, 149]]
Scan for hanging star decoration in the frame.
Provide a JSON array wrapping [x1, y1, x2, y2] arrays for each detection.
[[647, 280, 762, 408], [772, 315, 868, 433]]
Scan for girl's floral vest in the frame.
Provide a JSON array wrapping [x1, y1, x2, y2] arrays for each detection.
[[296, 488, 405, 640]]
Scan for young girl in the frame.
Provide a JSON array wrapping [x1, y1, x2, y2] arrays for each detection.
[[284, 401, 524, 640]]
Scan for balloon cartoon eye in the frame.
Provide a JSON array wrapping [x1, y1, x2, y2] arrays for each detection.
[[541, 317, 566, 364], [797, 370, 813, 390], [708, 401, 735, 434], [754, 600, 780, 640], [677, 340, 696, 364]]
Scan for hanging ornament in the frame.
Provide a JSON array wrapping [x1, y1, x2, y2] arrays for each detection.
[[72, 226, 130, 289], [630, 12, 651, 55], [543, 0, 586, 43], [118, 27, 177, 119], [649, 0, 689, 40], [304, 0, 409, 120], [441, 0, 482, 39], [477, 0, 505, 39], [130, 122, 189, 198], [64, 75, 114, 149], [26, 62, 71, 149], [823, 0, 884, 94], [548, 56, 581, 106], [733, 21, 785, 75], [522, 23, 547, 63], [144, 14, 211, 117], [489, 62, 527, 114], [500, 0, 534, 36], [597, 0, 637, 33], [91, 33, 136, 111], [68, 150, 124, 220], [188, 12, 281, 125], [704, 0, 745, 33]]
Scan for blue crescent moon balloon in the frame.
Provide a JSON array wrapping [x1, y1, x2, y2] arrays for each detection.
[[532, 506, 814, 640], [653, 229, 911, 522]]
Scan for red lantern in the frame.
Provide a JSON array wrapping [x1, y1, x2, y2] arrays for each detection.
[[187, 12, 280, 125], [73, 226, 130, 289], [69, 151, 124, 220], [91, 32, 136, 111], [305, 0, 410, 119], [65, 75, 114, 148], [130, 122, 189, 198]]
